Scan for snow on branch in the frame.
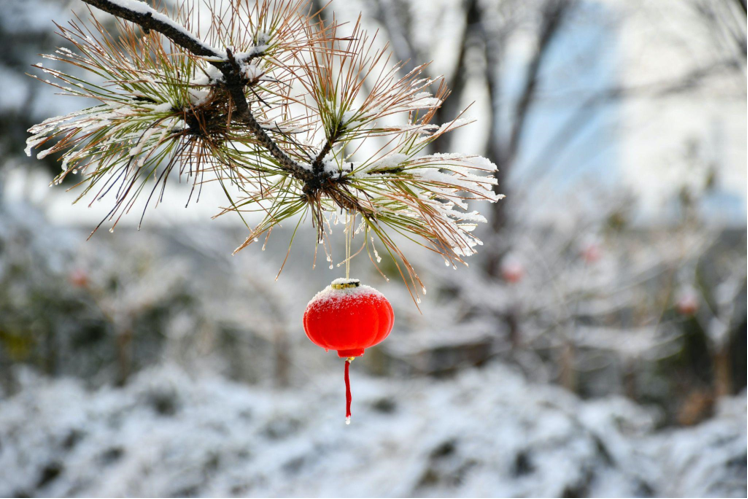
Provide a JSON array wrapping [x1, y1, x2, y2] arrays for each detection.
[[26, 0, 503, 302], [81, 0, 225, 59]]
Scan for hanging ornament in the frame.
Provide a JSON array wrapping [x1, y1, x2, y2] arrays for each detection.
[[303, 278, 394, 424]]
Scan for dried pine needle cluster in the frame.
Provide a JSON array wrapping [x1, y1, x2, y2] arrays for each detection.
[[26, 0, 503, 300]]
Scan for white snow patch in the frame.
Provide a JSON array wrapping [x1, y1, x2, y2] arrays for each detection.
[[306, 279, 386, 310], [0, 364, 743, 497], [241, 63, 263, 81], [152, 102, 172, 113]]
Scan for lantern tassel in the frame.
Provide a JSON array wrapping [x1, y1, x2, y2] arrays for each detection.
[[344, 358, 354, 424]]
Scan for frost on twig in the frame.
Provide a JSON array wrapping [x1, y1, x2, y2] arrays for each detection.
[[26, 0, 503, 301]]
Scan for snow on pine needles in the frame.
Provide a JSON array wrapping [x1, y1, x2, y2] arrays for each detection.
[[25, 0, 503, 301]]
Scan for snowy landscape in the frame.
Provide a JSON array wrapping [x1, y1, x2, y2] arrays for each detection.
[[0, 0, 746, 497]]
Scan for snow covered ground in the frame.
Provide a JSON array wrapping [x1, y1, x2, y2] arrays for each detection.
[[1, 363, 744, 498]]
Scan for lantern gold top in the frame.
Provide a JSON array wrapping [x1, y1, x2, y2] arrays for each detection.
[[331, 278, 361, 290]]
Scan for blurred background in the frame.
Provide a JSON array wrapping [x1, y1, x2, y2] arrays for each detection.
[[0, 0, 746, 497]]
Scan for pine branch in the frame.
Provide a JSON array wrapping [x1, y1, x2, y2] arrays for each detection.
[[311, 124, 342, 174], [80, 0, 312, 181], [223, 48, 313, 180], [29, 0, 503, 303], [80, 0, 222, 58]]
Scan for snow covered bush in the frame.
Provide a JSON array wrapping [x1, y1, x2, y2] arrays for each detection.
[[0, 201, 310, 389], [0, 363, 744, 497], [0, 203, 201, 386]]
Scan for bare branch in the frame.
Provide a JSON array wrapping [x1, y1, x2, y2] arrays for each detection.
[[433, 0, 480, 154], [505, 0, 574, 167]]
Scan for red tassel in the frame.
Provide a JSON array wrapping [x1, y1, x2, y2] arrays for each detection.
[[344, 359, 352, 424]]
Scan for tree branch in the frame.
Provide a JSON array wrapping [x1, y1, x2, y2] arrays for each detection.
[[311, 121, 345, 173], [504, 0, 573, 167], [432, 0, 480, 154], [81, 0, 223, 58], [223, 49, 313, 179], [80, 0, 312, 181], [374, 0, 417, 75]]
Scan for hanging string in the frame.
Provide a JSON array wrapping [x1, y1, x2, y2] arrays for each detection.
[[344, 357, 354, 424], [343, 212, 356, 424], [345, 211, 354, 280]]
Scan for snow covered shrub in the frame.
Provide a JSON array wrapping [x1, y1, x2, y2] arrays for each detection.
[[0, 204, 202, 387], [0, 363, 744, 497], [25, 0, 502, 300]]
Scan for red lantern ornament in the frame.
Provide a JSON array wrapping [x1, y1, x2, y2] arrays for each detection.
[[303, 278, 394, 424]]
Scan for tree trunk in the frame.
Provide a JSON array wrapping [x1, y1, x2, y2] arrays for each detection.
[[713, 347, 732, 398]]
